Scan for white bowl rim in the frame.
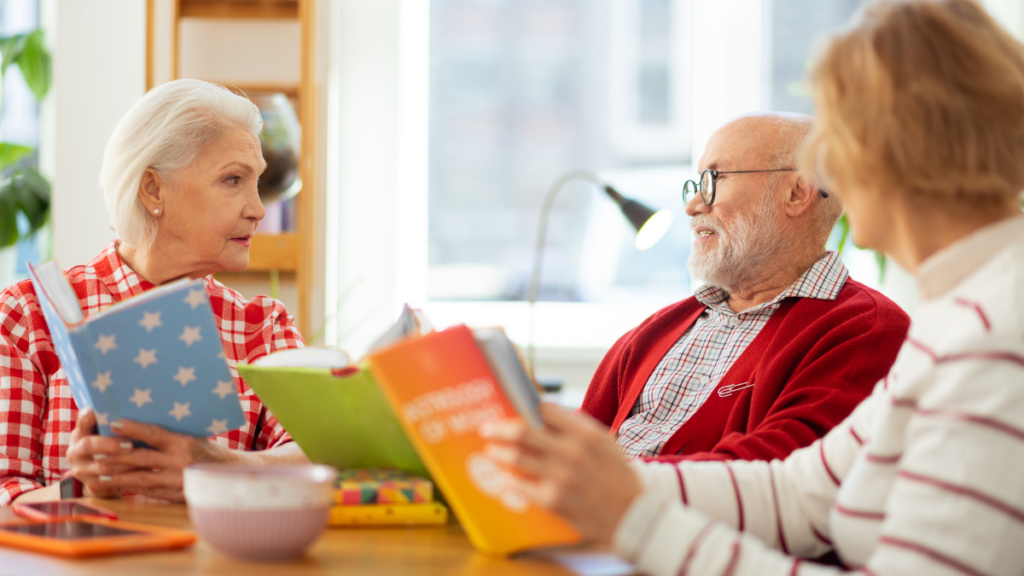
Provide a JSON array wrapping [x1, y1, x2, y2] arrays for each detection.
[[185, 463, 337, 483]]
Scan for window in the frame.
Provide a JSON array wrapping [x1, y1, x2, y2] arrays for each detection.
[[421, 0, 893, 348], [0, 0, 43, 287], [427, 0, 693, 309], [326, 0, 908, 360]]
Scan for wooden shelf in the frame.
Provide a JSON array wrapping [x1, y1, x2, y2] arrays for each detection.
[[220, 83, 299, 99], [247, 233, 299, 272], [180, 0, 298, 19], [152, 0, 320, 338]]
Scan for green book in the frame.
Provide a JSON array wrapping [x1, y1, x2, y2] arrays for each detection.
[[238, 356, 429, 479]]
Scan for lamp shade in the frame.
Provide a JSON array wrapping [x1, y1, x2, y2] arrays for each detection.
[[603, 185, 674, 250]]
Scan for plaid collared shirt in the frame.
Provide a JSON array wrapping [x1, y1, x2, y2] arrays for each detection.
[[617, 251, 849, 458], [0, 241, 303, 504]]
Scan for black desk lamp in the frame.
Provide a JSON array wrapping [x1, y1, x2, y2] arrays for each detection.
[[526, 170, 674, 376]]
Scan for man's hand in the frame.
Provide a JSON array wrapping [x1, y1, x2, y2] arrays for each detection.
[[480, 403, 643, 545], [66, 409, 238, 502]]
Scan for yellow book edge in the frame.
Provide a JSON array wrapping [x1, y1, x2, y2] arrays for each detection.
[[328, 503, 448, 527]]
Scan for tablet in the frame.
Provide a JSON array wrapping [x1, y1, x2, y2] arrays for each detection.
[[13, 501, 118, 521], [0, 517, 196, 557]]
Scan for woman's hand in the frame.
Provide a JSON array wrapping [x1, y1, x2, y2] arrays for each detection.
[[66, 409, 144, 498], [480, 403, 643, 545], [66, 409, 238, 502]]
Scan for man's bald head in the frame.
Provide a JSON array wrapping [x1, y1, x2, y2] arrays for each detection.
[[709, 112, 814, 172], [702, 112, 841, 245], [688, 112, 842, 293]]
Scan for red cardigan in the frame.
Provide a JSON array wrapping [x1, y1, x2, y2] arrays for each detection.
[[581, 279, 910, 462]]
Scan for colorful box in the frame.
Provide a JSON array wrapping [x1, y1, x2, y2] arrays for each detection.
[[334, 469, 434, 505], [329, 502, 448, 527]]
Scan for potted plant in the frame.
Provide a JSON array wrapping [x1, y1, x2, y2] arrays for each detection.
[[0, 29, 51, 288]]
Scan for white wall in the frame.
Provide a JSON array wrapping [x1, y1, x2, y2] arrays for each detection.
[[41, 0, 146, 267], [327, 0, 405, 357]]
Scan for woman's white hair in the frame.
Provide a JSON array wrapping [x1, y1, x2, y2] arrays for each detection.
[[100, 79, 263, 248]]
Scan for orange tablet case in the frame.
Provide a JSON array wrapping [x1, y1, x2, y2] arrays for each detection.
[[0, 516, 196, 558]]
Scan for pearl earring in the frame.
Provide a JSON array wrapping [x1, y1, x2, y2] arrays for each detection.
[[153, 208, 161, 215]]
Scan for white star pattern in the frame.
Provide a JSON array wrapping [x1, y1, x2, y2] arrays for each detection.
[[207, 419, 229, 435], [211, 380, 236, 400], [183, 289, 207, 310], [173, 366, 197, 387], [91, 371, 113, 393], [169, 402, 192, 422], [95, 334, 117, 355], [129, 388, 153, 409], [138, 311, 163, 332], [179, 326, 202, 347], [134, 349, 158, 369], [95, 412, 109, 426]]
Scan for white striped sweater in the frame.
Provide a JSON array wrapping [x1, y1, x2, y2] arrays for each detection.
[[613, 215, 1024, 576]]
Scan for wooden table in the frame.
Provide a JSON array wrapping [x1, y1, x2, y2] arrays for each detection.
[[0, 498, 635, 576]]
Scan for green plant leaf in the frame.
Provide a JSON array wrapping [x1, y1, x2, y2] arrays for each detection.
[[0, 33, 28, 74], [0, 192, 19, 248], [11, 168, 50, 233], [874, 250, 887, 284], [835, 213, 850, 254], [16, 30, 50, 100], [0, 142, 33, 170]]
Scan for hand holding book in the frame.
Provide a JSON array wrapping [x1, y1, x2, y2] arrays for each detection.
[[479, 404, 644, 546]]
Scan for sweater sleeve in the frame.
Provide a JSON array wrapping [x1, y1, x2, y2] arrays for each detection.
[[667, 297, 909, 463], [616, 389, 877, 576], [580, 328, 636, 426], [616, 337, 1024, 576]]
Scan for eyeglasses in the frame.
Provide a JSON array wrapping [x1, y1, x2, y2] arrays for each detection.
[[682, 168, 829, 207]]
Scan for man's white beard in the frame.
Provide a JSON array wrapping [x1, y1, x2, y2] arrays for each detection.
[[687, 190, 792, 293]]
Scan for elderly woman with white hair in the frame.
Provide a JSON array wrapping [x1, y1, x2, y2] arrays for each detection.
[[0, 79, 309, 505]]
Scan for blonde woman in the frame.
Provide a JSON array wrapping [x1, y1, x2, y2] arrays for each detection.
[[0, 79, 308, 505], [484, 1, 1024, 574]]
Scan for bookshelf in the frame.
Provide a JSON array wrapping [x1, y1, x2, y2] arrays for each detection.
[[145, 0, 320, 338]]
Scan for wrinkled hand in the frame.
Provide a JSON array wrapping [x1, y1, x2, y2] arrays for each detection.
[[480, 403, 643, 545], [66, 409, 234, 502]]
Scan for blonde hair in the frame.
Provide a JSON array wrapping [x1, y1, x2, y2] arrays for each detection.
[[100, 79, 263, 247], [802, 0, 1024, 205]]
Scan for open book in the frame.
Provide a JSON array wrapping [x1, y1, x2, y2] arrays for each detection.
[[239, 306, 576, 556], [29, 261, 245, 438]]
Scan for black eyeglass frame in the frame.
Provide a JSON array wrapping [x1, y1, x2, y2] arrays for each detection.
[[682, 168, 829, 207]]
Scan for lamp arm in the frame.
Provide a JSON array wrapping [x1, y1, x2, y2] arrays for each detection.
[[526, 169, 602, 378]]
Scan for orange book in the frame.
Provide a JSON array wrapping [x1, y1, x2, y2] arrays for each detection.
[[367, 325, 582, 556]]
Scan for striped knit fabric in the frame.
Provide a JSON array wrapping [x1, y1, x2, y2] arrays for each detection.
[[618, 252, 848, 457], [612, 216, 1024, 576]]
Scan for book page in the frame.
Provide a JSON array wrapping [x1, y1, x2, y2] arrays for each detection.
[[252, 347, 349, 368], [29, 261, 83, 324]]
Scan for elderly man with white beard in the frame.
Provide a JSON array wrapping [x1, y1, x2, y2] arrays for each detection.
[[580, 113, 910, 464]]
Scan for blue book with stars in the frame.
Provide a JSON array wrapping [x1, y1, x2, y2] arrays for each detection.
[[27, 261, 245, 438]]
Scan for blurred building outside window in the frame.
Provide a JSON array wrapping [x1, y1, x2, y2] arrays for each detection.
[[421, 0, 901, 354]]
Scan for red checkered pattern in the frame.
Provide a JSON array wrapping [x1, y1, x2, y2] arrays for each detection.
[[0, 241, 304, 504], [617, 251, 849, 457]]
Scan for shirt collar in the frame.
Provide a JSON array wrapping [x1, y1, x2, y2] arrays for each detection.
[[918, 213, 1024, 300], [89, 240, 156, 302], [695, 251, 849, 311]]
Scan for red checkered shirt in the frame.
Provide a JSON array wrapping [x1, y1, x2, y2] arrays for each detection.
[[0, 241, 304, 504], [616, 251, 849, 457]]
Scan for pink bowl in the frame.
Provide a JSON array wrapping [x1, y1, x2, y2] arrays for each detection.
[[184, 464, 337, 561]]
